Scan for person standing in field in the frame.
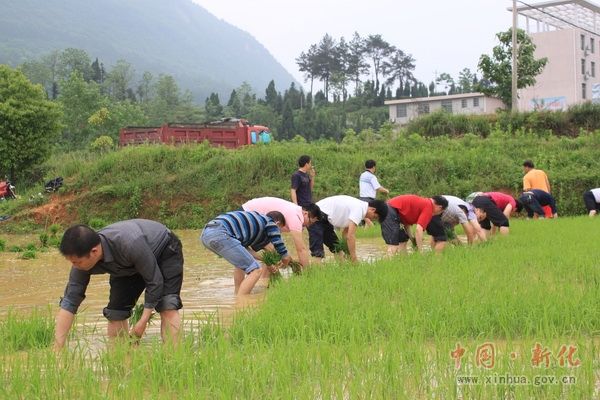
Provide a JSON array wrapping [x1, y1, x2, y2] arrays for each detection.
[[583, 188, 600, 217], [54, 219, 184, 351], [441, 195, 487, 244], [201, 210, 291, 295], [518, 189, 558, 219], [310, 195, 388, 262], [291, 155, 318, 256], [290, 155, 315, 207], [523, 160, 551, 193], [242, 197, 320, 269], [382, 194, 448, 254], [359, 159, 390, 227]]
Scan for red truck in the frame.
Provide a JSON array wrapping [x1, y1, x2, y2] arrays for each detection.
[[119, 118, 271, 149]]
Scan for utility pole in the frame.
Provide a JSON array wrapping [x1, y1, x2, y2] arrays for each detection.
[[512, 0, 519, 111]]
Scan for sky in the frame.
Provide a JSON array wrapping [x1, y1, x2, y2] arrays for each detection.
[[192, 0, 516, 91]]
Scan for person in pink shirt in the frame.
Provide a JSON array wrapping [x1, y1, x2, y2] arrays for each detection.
[[242, 197, 320, 268]]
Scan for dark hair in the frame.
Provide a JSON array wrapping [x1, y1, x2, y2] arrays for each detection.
[[523, 160, 534, 168], [515, 199, 524, 213], [266, 211, 286, 226], [458, 204, 468, 216], [302, 203, 321, 219], [59, 224, 101, 257], [431, 195, 449, 210], [365, 159, 376, 169], [298, 155, 311, 168], [368, 199, 388, 222]]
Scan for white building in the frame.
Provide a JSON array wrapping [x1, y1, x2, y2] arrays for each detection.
[[514, 0, 600, 110], [385, 93, 505, 125]]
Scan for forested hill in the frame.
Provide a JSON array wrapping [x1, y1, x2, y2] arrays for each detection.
[[0, 0, 297, 100]]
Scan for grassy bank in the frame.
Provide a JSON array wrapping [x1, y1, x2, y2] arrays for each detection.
[[1, 217, 598, 398], [1, 129, 600, 231]]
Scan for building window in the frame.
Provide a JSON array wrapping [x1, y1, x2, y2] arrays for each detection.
[[396, 104, 407, 118], [582, 59, 586, 75], [581, 34, 586, 50], [591, 37, 595, 53], [441, 100, 453, 113], [417, 103, 430, 115], [592, 62, 596, 77], [461, 99, 467, 108], [473, 97, 480, 107], [582, 83, 587, 99]]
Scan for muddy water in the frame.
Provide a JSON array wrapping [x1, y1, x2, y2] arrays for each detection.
[[0, 230, 388, 340]]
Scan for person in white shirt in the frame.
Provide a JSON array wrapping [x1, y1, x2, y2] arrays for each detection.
[[310, 195, 388, 262], [359, 159, 389, 201], [359, 160, 389, 227]]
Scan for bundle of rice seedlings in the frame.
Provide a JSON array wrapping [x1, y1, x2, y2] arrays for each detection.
[[262, 250, 283, 282], [333, 238, 349, 255], [288, 260, 302, 275], [129, 303, 156, 327]]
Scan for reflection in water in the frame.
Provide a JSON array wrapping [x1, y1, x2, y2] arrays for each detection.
[[0, 230, 388, 344]]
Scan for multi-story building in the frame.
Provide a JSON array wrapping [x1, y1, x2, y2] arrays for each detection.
[[386, 0, 600, 124], [515, 0, 600, 110]]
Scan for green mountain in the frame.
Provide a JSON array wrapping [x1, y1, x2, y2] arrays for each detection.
[[0, 0, 297, 100]]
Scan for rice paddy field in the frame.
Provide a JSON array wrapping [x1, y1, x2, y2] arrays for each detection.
[[1, 217, 599, 399]]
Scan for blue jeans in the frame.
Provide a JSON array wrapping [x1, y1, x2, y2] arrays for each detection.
[[200, 220, 260, 273]]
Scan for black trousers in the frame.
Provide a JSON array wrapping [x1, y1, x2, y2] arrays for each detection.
[[583, 191, 600, 212], [308, 216, 340, 258]]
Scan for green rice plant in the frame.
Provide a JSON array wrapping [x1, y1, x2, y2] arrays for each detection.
[[0, 238, 5, 251], [262, 249, 282, 283], [288, 260, 302, 275], [128, 303, 156, 327], [25, 243, 37, 251], [20, 250, 36, 259], [333, 237, 349, 255], [8, 245, 22, 252], [49, 224, 61, 236], [38, 232, 49, 247], [0, 309, 54, 352]]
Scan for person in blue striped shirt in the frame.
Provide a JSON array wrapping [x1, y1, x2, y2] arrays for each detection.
[[200, 210, 291, 295]]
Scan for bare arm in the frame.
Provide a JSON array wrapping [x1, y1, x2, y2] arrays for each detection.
[[469, 220, 487, 242], [503, 204, 513, 219], [462, 222, 475, 244], [377, 186, 390, 195], [290, 188, 298, 204], [131, 308, 154, 339], [290, 231, 310, 268], [54, 308, 75, 351], [415, 224, 425, 251], [345, 223, 358, 262]]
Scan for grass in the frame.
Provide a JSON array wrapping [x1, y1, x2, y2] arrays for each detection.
[[3, 131, 600, 232], [0, 217, 599, 398]]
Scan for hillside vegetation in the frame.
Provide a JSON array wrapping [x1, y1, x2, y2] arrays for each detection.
[[1, 129, 598, 232], [0, 0, 295, 100]]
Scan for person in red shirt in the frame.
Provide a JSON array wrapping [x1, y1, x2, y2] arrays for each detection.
[[484, 192, 520, 218], [382, 195, 448, 254], [470, 192, 522, 237]]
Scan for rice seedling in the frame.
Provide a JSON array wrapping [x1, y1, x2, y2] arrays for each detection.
[[20, 249, 36, 259], [333, 237, 349, 255], [0, 309, 54, 352]]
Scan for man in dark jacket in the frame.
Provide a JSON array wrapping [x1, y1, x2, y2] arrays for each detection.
[[54, 219, 183, 350]]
